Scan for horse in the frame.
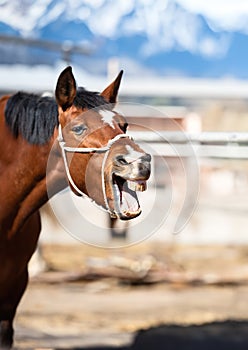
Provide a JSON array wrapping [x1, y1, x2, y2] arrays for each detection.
[[0, 66, 151, 348]]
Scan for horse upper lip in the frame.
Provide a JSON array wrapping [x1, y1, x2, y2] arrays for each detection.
[[126, 180, 147, 192]]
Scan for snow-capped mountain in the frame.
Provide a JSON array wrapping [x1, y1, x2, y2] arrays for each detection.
[[0, 0, 248, 78]]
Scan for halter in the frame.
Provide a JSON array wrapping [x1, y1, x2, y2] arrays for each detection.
[[57, 124, 131, 217]]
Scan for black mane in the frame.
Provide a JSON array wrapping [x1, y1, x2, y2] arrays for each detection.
[[74, 87, 108, 110], [5, 88, 109, 145], [5, 92, 58, 145]]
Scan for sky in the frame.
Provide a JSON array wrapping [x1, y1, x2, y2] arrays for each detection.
[[0, 0, 247, 77], [177, 0, 248, 32], [1, 0, 248, 35]]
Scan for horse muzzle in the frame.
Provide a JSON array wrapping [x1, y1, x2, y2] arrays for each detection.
[[110, 152, 151, 220]]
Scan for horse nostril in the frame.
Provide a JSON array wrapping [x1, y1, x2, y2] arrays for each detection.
[[141, 153, 151, 163]]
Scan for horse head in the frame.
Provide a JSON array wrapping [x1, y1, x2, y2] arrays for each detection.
[[55, 66, 151, 220]]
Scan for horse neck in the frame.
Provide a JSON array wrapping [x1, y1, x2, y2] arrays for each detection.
[[0, 121, 66, 238]]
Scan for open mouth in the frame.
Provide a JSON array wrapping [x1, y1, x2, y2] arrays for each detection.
[[112, 174, 147, 220]]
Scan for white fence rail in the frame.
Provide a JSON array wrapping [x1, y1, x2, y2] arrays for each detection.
[[128, 131, 248, 159]]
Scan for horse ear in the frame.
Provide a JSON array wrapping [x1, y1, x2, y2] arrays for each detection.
[[55, 66, 77, 111], [101, 70, 123, 104]]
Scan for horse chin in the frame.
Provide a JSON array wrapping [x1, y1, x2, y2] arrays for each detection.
[[111, 173, 147, 220]]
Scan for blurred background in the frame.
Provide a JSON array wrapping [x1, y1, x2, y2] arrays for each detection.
[[2, 0, 248, 349]]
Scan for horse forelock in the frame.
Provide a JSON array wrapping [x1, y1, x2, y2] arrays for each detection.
[[5, 92, 59, 145], [73, 87, 110, 110]]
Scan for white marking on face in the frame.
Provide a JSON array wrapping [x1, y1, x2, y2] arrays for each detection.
[[125, 145, 143, 163], [100, 110, 115, 128]]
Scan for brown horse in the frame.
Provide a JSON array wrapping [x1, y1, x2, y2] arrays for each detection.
[[0, 66, 151, 348]]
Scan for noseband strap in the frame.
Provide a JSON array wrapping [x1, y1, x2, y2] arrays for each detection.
[[57, 124, 131, 217]]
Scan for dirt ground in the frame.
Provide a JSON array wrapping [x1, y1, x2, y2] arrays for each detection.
[[14, 242, 248, 349]]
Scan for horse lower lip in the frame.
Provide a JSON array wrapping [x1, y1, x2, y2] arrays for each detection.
[[119, 209, 142, 220]]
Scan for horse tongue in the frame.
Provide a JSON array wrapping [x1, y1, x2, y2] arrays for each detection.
[[120, 187, 139, 213]]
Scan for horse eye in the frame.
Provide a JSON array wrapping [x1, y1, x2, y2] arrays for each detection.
[[71, 125, 86, 136]]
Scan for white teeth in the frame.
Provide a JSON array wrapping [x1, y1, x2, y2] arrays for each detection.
[[127, 180, 147, 192], [127, 180, 136, 191], [138, 182, 147, 192]]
